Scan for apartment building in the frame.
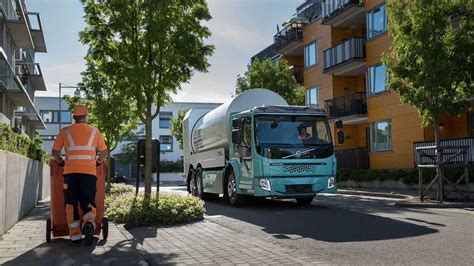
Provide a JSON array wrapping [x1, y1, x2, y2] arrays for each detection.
[[0, 0, 47, 138], [252, 0, 473, 169]]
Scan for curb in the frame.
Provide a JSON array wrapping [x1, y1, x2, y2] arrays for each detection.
[[395, 201, 474, 208], [337, 189, 412, 199], [114, 223, 151, 264]]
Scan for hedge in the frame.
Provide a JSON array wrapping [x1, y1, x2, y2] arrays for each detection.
[[337, 168, 474, 185], [159, 159, 183, 173], [0, 123, 49, 164], [105, 191, 205, 226]]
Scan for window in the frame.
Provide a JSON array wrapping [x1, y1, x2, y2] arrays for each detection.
[[304, 42, 317, 67], [159, 112, 173, 128], [367, 4, 387, 39], [40, 110, 72, 124], [370, 120, 392, 152], [159, 135, 173, 152], [367, 64, 387, 96], [306, 87, 319, 107]]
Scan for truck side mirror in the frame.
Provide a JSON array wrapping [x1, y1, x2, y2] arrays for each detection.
[[337, 130, 345, 145], [232, 119, 242, 129], [335, 119, 343, 129], [232, 129, 242, 144]]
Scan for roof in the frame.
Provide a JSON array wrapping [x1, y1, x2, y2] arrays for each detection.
[[251, 105, 326, 115]]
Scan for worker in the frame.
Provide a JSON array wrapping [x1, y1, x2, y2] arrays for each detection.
[[52, 105, 107, 246]]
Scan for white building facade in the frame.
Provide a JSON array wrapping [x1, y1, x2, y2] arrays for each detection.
[[0, 0, 47, 138]]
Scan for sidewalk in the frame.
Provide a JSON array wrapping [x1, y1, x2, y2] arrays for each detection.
[[0, 199, 323, 265], [0, 200, 146, 265]]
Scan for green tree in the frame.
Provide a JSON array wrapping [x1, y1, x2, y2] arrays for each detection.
[[383, 0, 473, 199], [170, 109, 189, 150], [63, 61, 138, 190], [236, 58, 305, 105], [79, 0, 214, 199]]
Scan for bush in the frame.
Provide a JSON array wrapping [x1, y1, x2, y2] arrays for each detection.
[[106, 183, 135, 196], [159, 159, 183, 173], [337, 168, 474, 185], [0, 124, 49, 164], [105, 192, 205, 226]]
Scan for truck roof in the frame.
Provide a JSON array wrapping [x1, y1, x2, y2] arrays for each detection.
[[250, 105, 327, 115]]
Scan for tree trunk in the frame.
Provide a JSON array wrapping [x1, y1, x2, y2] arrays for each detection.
[[434, 119, 443, 202], [144, 104, 153, 199], [106, 151, 112, 192]]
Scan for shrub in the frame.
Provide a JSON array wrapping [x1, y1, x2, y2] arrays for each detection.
[[105, 192, 205, 226], [0, 124, 49, 164], [106, 183, 135, 196], [337, 168, 474, 185]]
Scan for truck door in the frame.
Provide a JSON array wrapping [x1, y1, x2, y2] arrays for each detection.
[[238, 117, 253, 191]]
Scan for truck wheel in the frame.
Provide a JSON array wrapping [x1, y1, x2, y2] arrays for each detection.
[[190, 170, 198, 196], [224, 169, 246, 207], [46, 218, 52, 243], [296, 197, 314, 206], [186, 170, 193, 194]]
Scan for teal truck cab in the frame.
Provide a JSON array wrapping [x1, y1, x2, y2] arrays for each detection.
[[183, 89, 341, 206]]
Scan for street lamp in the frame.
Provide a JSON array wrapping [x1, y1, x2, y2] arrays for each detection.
[[58, 83, 80, 133]]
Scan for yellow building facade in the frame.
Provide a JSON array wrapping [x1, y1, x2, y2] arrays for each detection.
[[251, 0, 473, 169]]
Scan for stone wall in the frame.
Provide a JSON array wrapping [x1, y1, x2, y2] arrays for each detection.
[[0, 150, 50, 235]]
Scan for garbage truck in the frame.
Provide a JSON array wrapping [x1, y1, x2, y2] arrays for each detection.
[[183, 89, 342, 206]]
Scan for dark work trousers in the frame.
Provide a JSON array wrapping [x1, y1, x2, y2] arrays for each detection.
[[63, 173, 97, 221]]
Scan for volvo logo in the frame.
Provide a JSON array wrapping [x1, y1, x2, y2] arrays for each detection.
[[295, 151, 302, 158]]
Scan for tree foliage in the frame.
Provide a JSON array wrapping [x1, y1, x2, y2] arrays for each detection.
[[236, 58, 305, 105], [383, 0, 473, 129], [79, 0, 214, 198], [170, 109, 189, 150]]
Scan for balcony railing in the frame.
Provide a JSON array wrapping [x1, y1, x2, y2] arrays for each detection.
[[0, 0, 18, 20], [414, 137, 474, 166], [324, 92, 367, 118], [273, 22, 304, 53], [335, 147, 369, 169], [323, 38, 365, 71], [322, 0, 362, 19]]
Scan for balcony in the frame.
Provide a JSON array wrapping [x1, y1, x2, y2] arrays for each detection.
[[27, 12, 47, 53], [324, 92, 367, 123], [323, 37, 366, 76], [0, 0, 18, 20], [335, 147, 369, 169], [6, 0, 34, 49], [322, 0, 365, 28], [289, 65, 304, 84], [273, 22, 305, 56], [251, 43, 278, 63], [15, 62, 46, 91]]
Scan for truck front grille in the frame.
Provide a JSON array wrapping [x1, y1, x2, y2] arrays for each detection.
[[282, 164, 316, 174]]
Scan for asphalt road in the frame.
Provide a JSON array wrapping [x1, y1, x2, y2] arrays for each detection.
[[161, 186, 474, 265]]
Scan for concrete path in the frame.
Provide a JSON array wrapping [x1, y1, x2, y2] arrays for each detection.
[[0, 200, 147, 265]]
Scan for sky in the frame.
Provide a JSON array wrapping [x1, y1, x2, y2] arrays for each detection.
[[31, 0, 302, 103]]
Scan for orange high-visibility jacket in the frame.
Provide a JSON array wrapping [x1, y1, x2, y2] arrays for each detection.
[[53, 123, 107, 176]]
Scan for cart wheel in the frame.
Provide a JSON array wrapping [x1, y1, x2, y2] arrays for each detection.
[[46, 218, 52, 243], [101, 217, 109, 241]]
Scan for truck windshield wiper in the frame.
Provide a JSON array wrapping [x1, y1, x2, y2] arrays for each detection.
[[282, 148, 317, 159]]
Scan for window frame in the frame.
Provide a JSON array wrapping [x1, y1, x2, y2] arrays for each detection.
[[159, 112, 173, 129], [306, 87, 319, 107], [370, 120, 392, 152], [304, 41, 318, 68], [159, 135, 173, 152], [40, 110, 72, 124], [367, 63, 387, 96], [366, 4, 387, 40]]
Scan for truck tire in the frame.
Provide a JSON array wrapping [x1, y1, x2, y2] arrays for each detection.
[[296, 197, 314, 206], [224, 169, 246, 207], [186, 169, 193, 194], [195, 167, 219, 201]]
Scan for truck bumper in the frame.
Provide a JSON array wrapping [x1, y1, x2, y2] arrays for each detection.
[[252, 176, 337, 198]]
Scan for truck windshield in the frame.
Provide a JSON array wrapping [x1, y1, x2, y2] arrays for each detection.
[[255, 115, 333, 159]]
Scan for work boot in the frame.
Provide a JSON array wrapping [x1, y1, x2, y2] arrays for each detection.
[[83, 222, 94, 246], [71, 239, 82, 247]]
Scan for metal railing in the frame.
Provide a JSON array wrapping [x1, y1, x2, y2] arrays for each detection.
[[273, 23, 304, 51], [324, 92, 367, 118], [414, 137, 474, 165], [335, 147, 369, 169], [322, 0, 362, 19], [0, 0, 18, 20], [323, 38, 365, 70]]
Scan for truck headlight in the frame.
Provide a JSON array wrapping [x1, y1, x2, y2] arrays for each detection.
[[328, 176, 335, 189], [259, 179, 271, 191]]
